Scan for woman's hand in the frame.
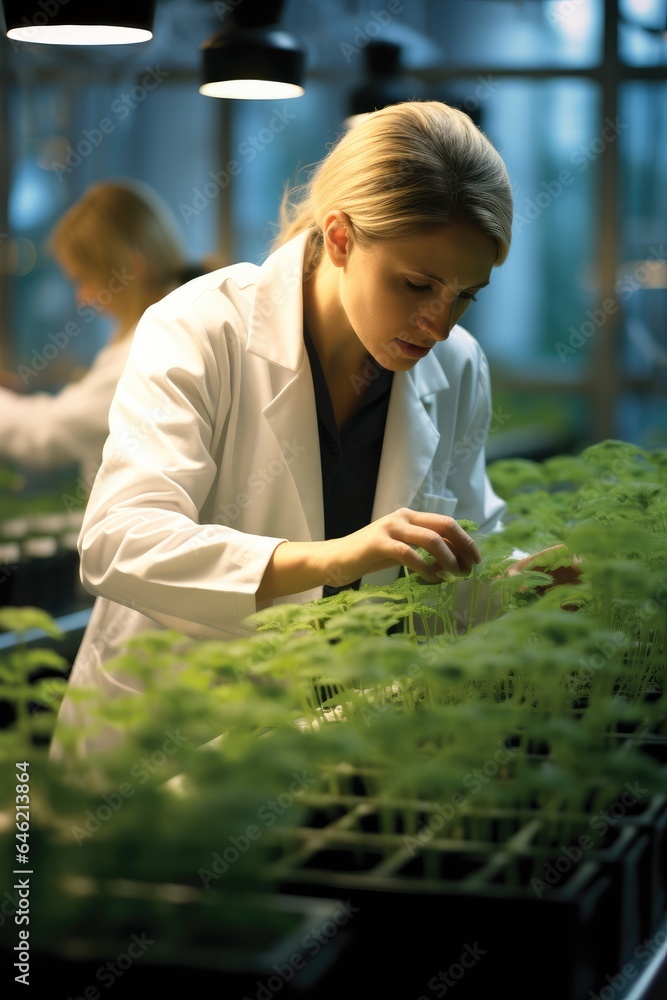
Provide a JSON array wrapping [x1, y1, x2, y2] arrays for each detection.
[[324, 508, 481, 588], [505, 544, 583, 594], [257, 508, 481, 602]]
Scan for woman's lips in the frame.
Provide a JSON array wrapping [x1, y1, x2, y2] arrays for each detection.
[[395, 338, 431, 359]]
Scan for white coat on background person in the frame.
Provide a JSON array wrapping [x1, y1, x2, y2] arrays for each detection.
[[51, 101, 538, 760], [0, 333, 135, 489], [0, 178, 188, 491]]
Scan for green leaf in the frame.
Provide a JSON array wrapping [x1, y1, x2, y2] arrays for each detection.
[[0, 606, 63, 638]]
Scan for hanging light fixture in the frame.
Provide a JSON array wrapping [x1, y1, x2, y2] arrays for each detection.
[[199, 0, 305, 100], [344, 40, 425, 129], [2, 0, 156, 45]]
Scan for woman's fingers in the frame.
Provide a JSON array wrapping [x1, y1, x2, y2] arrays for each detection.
[[504, 544, 585, 594], [505, 544, 565, 577], [260, 509, 481, 600], [387, 510, 481, 579]]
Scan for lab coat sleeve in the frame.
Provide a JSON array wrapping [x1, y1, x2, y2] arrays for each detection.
[[0, 338, 131, 473], [434, 338, 507, 534], [414, 339, 510, 632], [456, 348, 506, 532], [78, 298, 288, 639]]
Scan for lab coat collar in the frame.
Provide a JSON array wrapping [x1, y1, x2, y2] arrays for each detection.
[[372, 364, 446, 518], [247, 231, 453, 530], [246, 232, 309, 370], [246, 230, 451, 398]]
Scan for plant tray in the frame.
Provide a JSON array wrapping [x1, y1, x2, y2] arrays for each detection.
[[269, 800, 627, 1000], [9, 880, 351, 1000]]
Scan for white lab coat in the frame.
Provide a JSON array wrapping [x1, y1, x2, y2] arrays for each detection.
[[0, 333, 134, 488], [52, 232, 506, 754]]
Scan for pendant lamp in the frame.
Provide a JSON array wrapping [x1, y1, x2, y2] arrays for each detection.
[[2, 0, 156, 45], [344, 40, 425, 129], [199, 0, 305, 100]]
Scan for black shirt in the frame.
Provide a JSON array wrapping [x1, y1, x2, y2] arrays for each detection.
[[304, 330, 393, 596]]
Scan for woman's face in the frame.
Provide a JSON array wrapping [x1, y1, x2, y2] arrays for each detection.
[[335, 221, 498, 370], [58, 253, 120, 317]]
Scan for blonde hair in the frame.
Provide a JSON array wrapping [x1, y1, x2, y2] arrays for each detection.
[[273, 101, 513, 270], [48, 178, 187, 294]]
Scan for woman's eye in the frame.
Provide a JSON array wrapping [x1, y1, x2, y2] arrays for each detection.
[[405, 279, 432, 292], [459, 292, 478, 303]]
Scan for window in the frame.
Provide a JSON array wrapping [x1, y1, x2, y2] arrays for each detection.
[[1, 0, 665, 455]]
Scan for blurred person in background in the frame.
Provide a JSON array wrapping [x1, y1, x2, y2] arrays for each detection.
[[0, 179, 189, 492]]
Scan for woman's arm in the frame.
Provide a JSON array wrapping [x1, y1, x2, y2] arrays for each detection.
[[257, 508, 481, 601], [0, 338, 132, 470]]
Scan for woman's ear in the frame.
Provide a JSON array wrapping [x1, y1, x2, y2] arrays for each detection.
[[322, 211, 352, 268]]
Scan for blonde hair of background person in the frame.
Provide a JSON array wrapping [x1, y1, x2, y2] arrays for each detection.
[[52, 101, 574, 762], [0, 178, 188, 492]]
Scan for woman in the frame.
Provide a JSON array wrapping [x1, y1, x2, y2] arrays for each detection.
[[0, 179, 188, 492], [53, 101, 516, 755]]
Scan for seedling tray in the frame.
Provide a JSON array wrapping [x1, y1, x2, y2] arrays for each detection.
[[269, 798, 627, 1000], [11, 881, 350, 1000]]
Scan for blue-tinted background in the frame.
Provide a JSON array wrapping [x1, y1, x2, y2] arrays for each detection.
[[1, 0, 665, 457]]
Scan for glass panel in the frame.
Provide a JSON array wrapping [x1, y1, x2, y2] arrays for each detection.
[[617, 392, 667, 448], [232, 75, 601, 378], [230, 73, 602, 454], [461, 78, 599, 380], [617, 80, 667, 447], [229, 82, 348, 264], [281, 0, 604, 71], [618, 0, 667, 66], [486, 388, 589, 459], [3, 75, 222, 383]]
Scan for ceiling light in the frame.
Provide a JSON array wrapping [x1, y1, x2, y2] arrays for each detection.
[[344, 40, 425, 129], [199, 0, 305, 101], [2, 0, 156, 45]]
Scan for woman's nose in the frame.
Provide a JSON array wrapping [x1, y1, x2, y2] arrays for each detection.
[[416, 296, 456, 341]]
